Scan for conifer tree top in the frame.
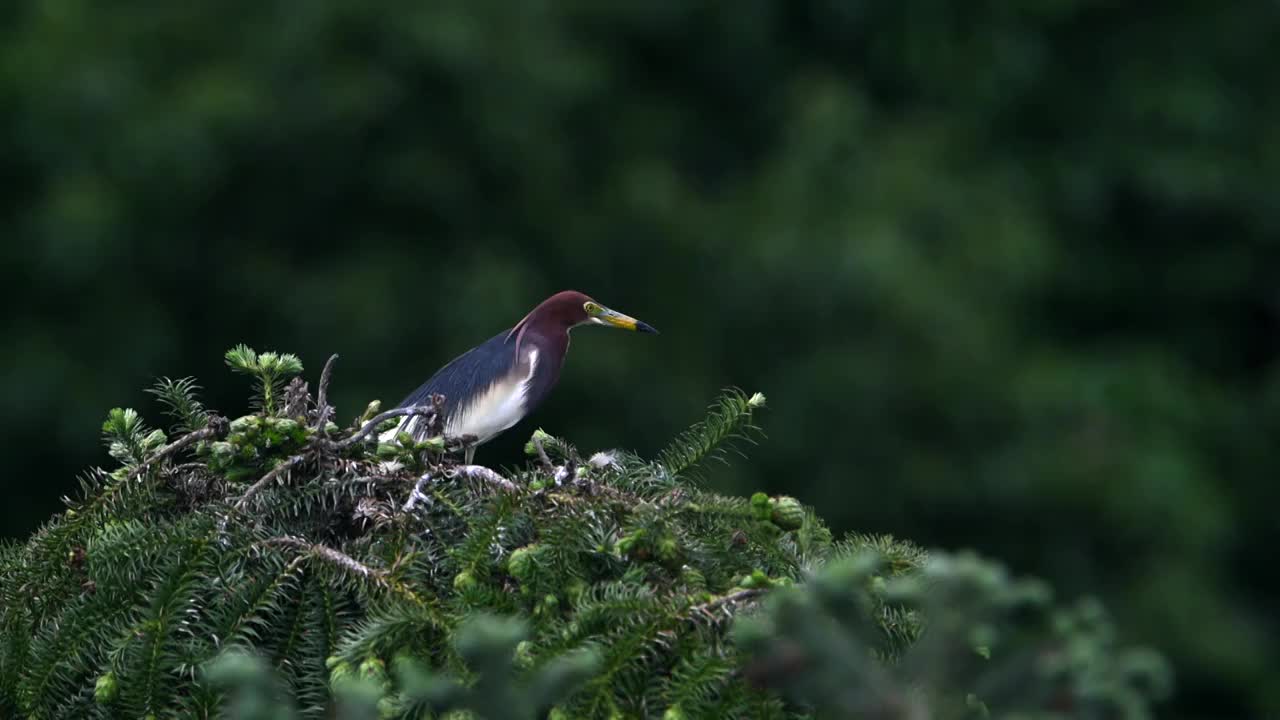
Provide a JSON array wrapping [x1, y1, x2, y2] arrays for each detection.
[[0, 347, 1170, 720]]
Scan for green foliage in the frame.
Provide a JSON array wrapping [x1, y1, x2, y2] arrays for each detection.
[[146, 377, 211, 435], [658, 390, 765, 481], [225, 345, 305, 415], [101, 408, 165, 469], [736, 549, 1173, 719], [0, 347, 1169, 719]]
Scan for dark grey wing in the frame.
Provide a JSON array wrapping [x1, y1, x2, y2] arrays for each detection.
[[392, 330, 517, 439]]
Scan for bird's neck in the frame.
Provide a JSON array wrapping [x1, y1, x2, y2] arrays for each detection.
[[516, 325, 569, 363]]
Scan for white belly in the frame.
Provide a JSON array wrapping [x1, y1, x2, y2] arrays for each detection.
[[449, 348, 538, 444], [381, 349, 539, 447]]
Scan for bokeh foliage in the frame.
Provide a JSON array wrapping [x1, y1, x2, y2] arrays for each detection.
[[1, 2, 1277, 717]]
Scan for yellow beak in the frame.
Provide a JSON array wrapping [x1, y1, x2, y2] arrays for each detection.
[[595, 306, 659, 334]]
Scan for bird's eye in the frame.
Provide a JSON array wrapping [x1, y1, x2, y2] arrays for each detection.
[[584, 302, 598, 314]]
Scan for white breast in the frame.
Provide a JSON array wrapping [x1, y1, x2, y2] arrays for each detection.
[[445, 348, 539, 446]]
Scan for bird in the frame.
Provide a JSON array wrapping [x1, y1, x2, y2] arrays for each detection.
[[382, 290, 658, 463]]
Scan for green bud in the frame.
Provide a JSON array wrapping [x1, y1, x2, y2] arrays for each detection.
[[377, 695, 404, 719], [229, 416, 260, 433], [325, 654, 341, 669], [657, 536, 680, 562], [359, 656, 388, 688], [361, 400, 383, 423], [542, 594, 560, 611], [769, 496, 805, 531], [747, 392, 766, 408], [209, 441, 235, 459], [740, 569, 771, 589], [524, 428, 552, 456], [453, 570, 478, 592], [375, 443, 400, 459], [750, 492, 772, 520], [548, 709, 570, 720], [418, 436, 446, 452], [680, 565, 707, 590], [617, 530, 646, 556], [395, 431, 415, 447], [664, 704, 687, 720], [94, 671, 118, 704], [143, 428, 167, 450], [507, 545, 539, 581], [515, 640, 536, 669], [566, 579, 587, 600], [329, 660, 354, 688], [529, 479, 545, 491]]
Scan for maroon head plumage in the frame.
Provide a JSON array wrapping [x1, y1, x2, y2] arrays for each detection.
[[509, 290, 658, 346], [386, 291, 658, 463]]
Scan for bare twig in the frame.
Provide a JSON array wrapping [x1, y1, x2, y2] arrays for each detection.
[[332, 405, 437, 449], [554, 465, 572, 485], [125, 423, 224, 481], [282, 378, 310, 419], [233, 453, 308, 510], [690, 588, 765, 621], [532, 437, 555, 473], [233, 404, 436, 512], [261, 535, 423, 604], [402, 473, 433, 512], [448, 464, 518, 492], [427, 393, 446, 437], [313, 353, 338, 430], [262, 535, 377, 575]]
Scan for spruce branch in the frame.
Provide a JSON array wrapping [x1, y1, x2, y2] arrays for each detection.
[[102, 407, 166, 467], [658, 389, 765, 480], [146, 376, 211, 434], [233, 454, 309, 510]]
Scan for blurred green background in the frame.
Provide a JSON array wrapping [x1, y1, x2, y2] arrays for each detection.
[[2, 1, 1277, 717]]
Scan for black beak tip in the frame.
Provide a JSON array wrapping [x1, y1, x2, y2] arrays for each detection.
[[636, 320, 659, 335]]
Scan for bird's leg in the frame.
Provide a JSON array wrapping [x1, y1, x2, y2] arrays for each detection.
[[464, 445, 475, 465]]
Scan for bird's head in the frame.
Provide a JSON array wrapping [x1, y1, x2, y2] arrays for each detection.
[[523, 290, 659, 335]]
